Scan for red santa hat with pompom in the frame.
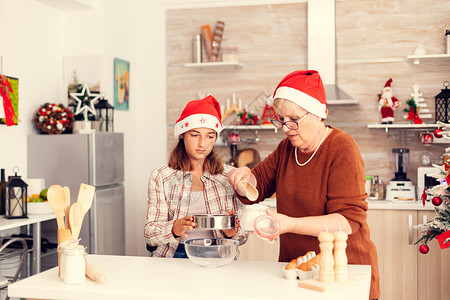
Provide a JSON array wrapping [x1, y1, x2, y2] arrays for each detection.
[[267, 70, 328, 119], [174, 95, 223, 139]]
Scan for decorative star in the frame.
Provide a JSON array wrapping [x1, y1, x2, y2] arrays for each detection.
[[70, 83, 99, 117]]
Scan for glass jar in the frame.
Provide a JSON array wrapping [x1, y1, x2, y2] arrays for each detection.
[[59, 244, 86, 284]]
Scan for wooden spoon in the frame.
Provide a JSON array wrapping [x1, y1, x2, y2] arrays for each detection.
[[77, 183, 96, 213], [63, 186, 71, 230], [47, 185, 66, 229], [69, 202, 85, 240], [237, 181, 259, 201]]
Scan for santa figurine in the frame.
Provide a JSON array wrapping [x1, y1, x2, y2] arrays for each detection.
[[378, 78, 400, 124]]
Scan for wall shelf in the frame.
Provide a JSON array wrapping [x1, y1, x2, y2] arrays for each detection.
[[183, 61, 243, 70], [367, 123, 445, 146], [223, 124, 277, 132], [367, 123, 439, 133], [406, 54, 450, 64]]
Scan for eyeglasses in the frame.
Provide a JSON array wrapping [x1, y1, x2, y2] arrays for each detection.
[[270, 112, 310, 130]]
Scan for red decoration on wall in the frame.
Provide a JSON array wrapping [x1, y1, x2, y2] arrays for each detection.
[[261, 104, 276, 124], [0, 75, 17, 126]]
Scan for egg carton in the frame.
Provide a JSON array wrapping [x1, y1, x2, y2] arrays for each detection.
[[283, 251, 320, 281]]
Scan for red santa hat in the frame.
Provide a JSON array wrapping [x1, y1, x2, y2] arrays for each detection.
[[267, 70, 327, 119], [174, 95, 223, 139], [384, 78, 393, 88]]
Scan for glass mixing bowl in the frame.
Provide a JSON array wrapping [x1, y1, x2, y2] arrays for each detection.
[[184, 238, 239, 267]]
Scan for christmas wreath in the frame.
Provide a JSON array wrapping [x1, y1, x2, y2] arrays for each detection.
[[34, 103, 74, 134]]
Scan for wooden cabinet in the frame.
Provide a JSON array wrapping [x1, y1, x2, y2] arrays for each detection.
[[239, 232, 279, 262], [239, 206, 279, 262], [367, 209, 450, 300]]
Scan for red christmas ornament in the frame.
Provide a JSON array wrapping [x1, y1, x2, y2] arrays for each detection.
[[421, 188, 427, 206], [434, 128, 443, 138], [419, 244, 429, 254], [432, 196, 443, 206], [421, 132, 433, 146]]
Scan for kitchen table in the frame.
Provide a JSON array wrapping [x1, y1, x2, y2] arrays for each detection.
[[9, 254, 371, 300], [0, 213, 56, 274]]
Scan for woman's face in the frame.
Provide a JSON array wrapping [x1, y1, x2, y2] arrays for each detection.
[[182, 128, 217, 163], [273, 99, 322, 151]]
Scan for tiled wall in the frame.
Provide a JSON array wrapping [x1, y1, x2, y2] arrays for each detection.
[[166, 1, 450, 185]]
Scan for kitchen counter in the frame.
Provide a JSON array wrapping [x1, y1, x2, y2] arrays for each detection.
[[9, 255, 371, 300], [262, 198, 436, 211]]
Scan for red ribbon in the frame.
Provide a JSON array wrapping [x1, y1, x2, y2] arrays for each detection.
[[0, 75, 17, 126]]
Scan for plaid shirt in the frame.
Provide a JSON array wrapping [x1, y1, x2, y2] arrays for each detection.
[[144, 164, 248, 257]]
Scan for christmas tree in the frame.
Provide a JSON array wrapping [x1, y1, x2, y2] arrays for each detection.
[[414, 122, 450, 253]]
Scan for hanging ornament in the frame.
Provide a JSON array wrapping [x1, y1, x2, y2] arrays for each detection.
[[431, 196, 443, 206], [419, 244, 429, 254], [421, 132, 433, 146], [421, 188, 427, 206], [420, 151, 431, 166], [434, 128, 443, 138]]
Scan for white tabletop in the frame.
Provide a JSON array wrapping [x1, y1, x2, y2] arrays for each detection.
[[0, 213, 55, 231], [9, 255, 371, 300]]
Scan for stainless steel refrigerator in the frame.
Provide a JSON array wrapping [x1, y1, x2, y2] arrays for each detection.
[[27, 132, 125, 260]]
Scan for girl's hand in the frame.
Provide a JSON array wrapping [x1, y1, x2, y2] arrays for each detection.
[[222, 211, 239, 238], [172, 216, 195, 238]]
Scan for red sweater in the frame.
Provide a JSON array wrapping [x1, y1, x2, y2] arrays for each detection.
[[241, 126, 380, 299]]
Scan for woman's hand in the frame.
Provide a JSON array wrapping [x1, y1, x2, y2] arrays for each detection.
[[172, 216, 195, 238], [222, 211, 239, 238], [228, 167, 257, 196], [266, 209, 296, 235]]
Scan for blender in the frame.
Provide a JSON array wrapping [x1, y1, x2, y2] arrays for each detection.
[[386, 148, 416, 201]]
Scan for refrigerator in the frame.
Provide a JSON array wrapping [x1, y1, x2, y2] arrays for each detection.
[[27, 132, 125, 263]]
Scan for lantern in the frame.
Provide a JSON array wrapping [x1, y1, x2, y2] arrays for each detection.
[[95, 96, 114, 132], [435, 81, 450, 123], [5, 166, 27, 219]]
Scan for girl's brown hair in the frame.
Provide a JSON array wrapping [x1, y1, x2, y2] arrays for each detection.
[[168, 138, 224, 175]]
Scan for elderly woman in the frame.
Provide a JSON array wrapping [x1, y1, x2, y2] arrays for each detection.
[[145, 95, 247, 258], [228, 70, 379, 300]]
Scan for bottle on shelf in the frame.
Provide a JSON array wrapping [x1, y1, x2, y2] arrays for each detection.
[[369, 175, 379, 200], [377, 178, 385, 200], [228, 132, 240, 167], [0, 169, 6, 215], [365, 176, 372, 196]]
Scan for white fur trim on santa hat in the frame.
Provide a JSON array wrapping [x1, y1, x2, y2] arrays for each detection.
[[174, 113, 223, 139], [272, 86, 327, 119]]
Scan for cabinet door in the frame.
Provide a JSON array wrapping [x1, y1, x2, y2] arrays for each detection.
[[417, 211, 450, 300], [239, 233, 279, 262], [367, 209, 418, 300]]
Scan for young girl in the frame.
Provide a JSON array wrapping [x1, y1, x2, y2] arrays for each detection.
[[144, 95, 247, 258]]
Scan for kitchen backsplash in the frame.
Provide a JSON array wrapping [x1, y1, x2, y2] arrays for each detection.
[[166, 1, 450, 185]]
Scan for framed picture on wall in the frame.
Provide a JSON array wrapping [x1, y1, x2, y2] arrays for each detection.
[[114, 58, 130, 111], [63, 56, 101, 106], [0, 76, 19, 125]]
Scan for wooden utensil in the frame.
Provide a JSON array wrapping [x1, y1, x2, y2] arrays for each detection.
[[77, 183, 95, 213], [47, 185, 66, 229], [69, 202, 85, 240], [237, 181, 259, 201], [63, 186, 71, 230]]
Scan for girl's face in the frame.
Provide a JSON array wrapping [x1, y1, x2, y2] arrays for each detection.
[[182, 128, 217, 163], [273, 99, 321, 151]]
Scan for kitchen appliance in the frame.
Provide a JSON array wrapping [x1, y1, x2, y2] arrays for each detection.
[[27, 132, 125, 270], [417, 166, 441, 201], [386, 148, 416, 201]]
